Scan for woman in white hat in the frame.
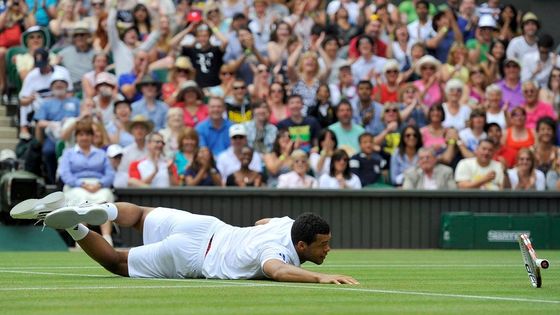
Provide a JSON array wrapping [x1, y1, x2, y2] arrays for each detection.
[[413, 55, 443, 107]]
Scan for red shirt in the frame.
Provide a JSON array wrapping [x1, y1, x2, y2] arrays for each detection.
[[348, 36, 387, 59], [373, 84, 399, 104], [493, 146, 517, 169]]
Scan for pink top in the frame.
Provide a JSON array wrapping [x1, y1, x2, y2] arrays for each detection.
[[421, 126, 447, 154], [269, 106, 290, 126], [524, 101, 558, 130], [413, 80, 443, 107], [180, 104, 208, 128]]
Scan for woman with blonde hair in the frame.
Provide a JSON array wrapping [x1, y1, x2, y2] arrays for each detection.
[[288, 49, 322, 113], [92, 120, 111, 150], [159, 107, 185, 155], [546, 154, 560, 190], [277, 150, 318, 188], [441, 43, 469, 83], [461, 65, 489, 110], [507, 148, 546, 190], [48, 0, 81, 50]]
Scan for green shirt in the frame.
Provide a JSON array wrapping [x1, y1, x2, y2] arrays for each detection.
[[466, 39, 490, 63], [398, 0, 438, 23]]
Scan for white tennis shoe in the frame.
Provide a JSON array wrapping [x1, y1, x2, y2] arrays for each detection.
[[45, 205, 108, 230], [10, 191, 66, 220]]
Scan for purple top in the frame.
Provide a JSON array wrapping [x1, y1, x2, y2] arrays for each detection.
[[497, 80, 525, 110]]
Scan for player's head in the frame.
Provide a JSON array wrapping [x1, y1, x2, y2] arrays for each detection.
[[291, 213, 331, 265]]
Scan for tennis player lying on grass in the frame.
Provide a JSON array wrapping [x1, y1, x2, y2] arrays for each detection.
[[11, 192, 358, 285]]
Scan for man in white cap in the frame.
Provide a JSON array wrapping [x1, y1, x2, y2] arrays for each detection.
[[466, 14, 496, 63], [34, 73, 80, 184], [106, 144, 128, 188], [506, 12, 540, 61], [91, 72, 118, 125], [216, 124, 263, 183]]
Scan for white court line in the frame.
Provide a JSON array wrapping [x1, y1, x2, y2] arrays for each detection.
[[0, 264, 523, 269], [0, 284, 259, 292], [0, 266, 100, 270], [1, 269, 559, 305], [310, 264, 523, 268]]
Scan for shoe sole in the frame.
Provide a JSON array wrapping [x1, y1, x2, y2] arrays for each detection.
[[45, 207, 108, 230], [10, 192, 66, 219]]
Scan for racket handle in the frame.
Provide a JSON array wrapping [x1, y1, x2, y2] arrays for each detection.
[[535, 259, 549, 269]]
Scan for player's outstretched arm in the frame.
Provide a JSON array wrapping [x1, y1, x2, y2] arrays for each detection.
[[263, 259, 359, 285]]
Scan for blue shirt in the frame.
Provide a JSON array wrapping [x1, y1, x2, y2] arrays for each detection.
[[59, 146, 115, 188], [131, 98, 168, 131], [26, 0, 57, 26], [195, 118, 233, 156], [105, 120, 134, 147], [118, 72, 142, 102], [351, 100, 385, 136], [34, 97, 80, 122]]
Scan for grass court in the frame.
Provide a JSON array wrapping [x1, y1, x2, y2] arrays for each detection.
[[0, 249, 558, 314]]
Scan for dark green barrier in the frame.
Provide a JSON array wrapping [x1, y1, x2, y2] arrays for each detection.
[[441, 212, 557, 249]]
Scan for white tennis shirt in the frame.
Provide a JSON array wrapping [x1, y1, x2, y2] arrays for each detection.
[[203, 217, 301, 279]]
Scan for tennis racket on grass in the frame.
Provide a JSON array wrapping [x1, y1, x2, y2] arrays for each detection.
[[518, 233, 549, 288]]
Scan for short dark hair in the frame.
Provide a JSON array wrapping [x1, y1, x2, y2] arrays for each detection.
[[538, 34, 554, 50], [357, 80, 373, 89], [484, 122, 501, 133], [291, 213, 330, 246], [287, 94, 303, 103], [416, 0, 429, 9], [358, 132, 374, 143], [536, 116, 557, 140]]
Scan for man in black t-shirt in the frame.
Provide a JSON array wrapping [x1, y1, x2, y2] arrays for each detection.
[[181, 24, 228, 88], [350, 133, 388, 187]]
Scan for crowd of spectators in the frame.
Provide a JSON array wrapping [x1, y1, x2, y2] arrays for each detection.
[[2, 0, 560, 192]]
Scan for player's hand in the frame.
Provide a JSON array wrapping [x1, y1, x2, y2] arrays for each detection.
[[319, 274, 360, 285]]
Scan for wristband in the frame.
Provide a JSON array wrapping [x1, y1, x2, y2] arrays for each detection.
[[447, 139, 456, 145], [279, 154, 285, 161]]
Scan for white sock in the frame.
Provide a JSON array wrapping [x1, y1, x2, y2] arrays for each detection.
[[66, 224, 89, 241], [100, 203, 118, 221]]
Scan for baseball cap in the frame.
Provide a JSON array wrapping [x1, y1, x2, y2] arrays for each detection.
[[478, 15, 497, 29], [229, 124, 247, 138], [106, 144, 124, 158], [503, 58, 521, 67], [95, 72, 117, 87], [187, 10, 202, 23], [50, 71, 70, 86], [34, 48, 49, 68]]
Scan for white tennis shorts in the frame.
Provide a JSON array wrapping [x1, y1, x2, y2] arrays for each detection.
[[128, 207, 225, 279]]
